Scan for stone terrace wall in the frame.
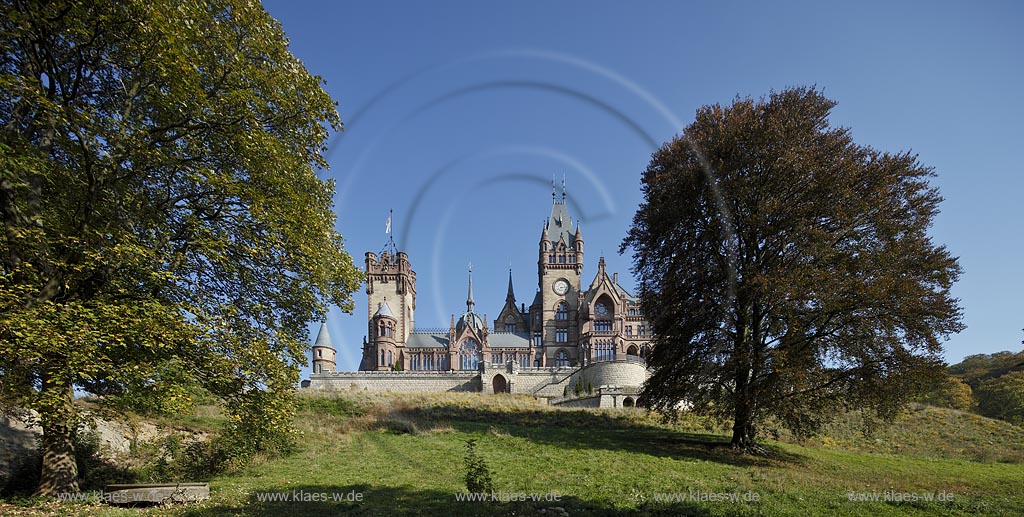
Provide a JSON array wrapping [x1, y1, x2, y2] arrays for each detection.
[[577, 360, 648, 389], [308, 371, 481, 392], [482, 360, 649, 397], [308, 360, 648, 396]]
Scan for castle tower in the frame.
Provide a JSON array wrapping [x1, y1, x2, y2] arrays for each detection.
[[311, 322, 336, 374], [534, 178, 583, 366], [365, 250, 416, 343]]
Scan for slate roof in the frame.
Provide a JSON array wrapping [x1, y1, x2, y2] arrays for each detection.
[[487, 332, 531, 348], [313, 323, 333, 349], [374, 300, 395, 318], [546, 201, 575, 244], [457, 311, 485, 332], [406, 333, 449, 348]]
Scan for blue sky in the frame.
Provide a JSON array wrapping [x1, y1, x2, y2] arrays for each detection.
[[259, 1, 1024, 374]]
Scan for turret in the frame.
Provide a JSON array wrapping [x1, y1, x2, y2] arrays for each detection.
[[311, 322, 336, 374], [574, 222, 584, 257], [371, 298, 399, 370]]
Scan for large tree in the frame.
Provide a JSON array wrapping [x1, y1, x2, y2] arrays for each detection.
[[0, 0, 361, 495], [622, 87, 964, 449]]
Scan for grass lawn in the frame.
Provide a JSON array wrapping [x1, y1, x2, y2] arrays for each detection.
[[2, 391, 1022, 516]]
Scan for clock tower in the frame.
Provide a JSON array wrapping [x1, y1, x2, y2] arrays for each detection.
[[532, 179, 584, 366]]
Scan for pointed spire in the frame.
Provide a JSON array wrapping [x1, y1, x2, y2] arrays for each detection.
[[562, 174, 567, 202], [551, 175, 556, 202], [505, 268, 515, 302], [574, 221, 583, 242], [466, 262, 475, 312], [313, 322, 333, 349]]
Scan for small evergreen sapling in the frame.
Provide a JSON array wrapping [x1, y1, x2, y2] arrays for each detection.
[[463, 439, 494, 494]]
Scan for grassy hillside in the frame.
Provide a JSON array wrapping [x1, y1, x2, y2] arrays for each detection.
[[2, 391, 1023, 516]]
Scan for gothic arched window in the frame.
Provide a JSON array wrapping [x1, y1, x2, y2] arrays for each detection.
[[555, 349, 570, 367], [555, 302, 569, 321], [459, 339, 480, 371]]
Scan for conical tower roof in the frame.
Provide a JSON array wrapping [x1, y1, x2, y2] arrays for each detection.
[[313, 322, 334, 349]]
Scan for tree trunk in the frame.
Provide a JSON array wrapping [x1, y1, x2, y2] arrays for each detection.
[[34, 381, 79, 497], [731, 399, 757, 450]]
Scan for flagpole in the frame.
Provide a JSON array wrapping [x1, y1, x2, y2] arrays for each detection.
[[383, 209, 396, 257]]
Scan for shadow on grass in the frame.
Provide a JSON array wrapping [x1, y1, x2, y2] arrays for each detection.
[[180, 483, 721, 517], [397, 404, 803, 467]]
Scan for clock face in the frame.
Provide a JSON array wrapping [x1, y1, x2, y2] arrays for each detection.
[[553, 279, 569, 295], [595, 302, 609, 316]]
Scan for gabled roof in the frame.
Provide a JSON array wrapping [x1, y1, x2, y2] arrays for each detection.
[[613, 281, 636, 301], [406, 333, 449, 349], [582, 257, 637, 306]]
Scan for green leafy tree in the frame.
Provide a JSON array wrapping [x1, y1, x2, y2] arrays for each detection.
[[917, 372, 975, 411], [622, 87, 964, 449], [948, 350, 1024, 388], [0, 0, 361, 495], [975, 371, 1024, 425]]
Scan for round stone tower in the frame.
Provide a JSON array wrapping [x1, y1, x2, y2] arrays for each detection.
[[311, 322, 336, 374]]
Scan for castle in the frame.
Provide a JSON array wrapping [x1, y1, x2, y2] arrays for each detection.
[[306, 185, 651, 406]]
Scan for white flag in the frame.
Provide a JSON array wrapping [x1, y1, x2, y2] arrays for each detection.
[[385, 212, 392, 234]]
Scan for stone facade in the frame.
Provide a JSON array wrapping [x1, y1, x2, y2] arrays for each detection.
[[307, 184, 653, 397]]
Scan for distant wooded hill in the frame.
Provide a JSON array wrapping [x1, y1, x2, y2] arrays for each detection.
[[923, 350, 1024, 426]]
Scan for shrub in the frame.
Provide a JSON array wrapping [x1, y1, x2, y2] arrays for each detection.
[[976, 371, 1024, 425], [917, 373, 975, 411], [463, 439, 494, 494]]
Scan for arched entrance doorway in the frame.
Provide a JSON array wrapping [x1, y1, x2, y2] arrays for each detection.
[[622, 397, 635, 407], [492, 374, 508, 394], [626, 345, 639, 357]]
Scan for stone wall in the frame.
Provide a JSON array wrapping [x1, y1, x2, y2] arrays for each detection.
[[549, 387, 641, 409], [309, 359, 648, 398], [308, 371, 481, 392]]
